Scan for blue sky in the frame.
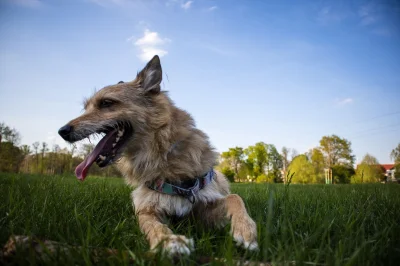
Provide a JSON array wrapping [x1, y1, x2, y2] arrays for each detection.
[[0, 0, 399, 164]]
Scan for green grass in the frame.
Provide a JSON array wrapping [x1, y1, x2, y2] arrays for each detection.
[[1, 173, 399, 265]]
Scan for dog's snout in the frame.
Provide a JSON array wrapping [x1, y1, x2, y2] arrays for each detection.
[[58, 125, 73, 141]]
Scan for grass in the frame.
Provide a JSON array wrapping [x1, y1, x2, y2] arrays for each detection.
[[1, 172, 399, 265]]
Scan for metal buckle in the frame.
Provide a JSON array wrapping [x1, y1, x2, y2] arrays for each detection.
[[179, 179, 199, 204]]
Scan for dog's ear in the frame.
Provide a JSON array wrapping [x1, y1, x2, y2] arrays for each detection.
[[137, 55, 162, 94]]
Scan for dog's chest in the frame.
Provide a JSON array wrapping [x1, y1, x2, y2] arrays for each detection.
[[131, 184, 225, 217]]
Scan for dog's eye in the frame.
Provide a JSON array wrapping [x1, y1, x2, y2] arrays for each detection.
[[100, 99, 114, 108]]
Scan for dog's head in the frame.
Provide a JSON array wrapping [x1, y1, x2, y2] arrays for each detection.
[[58, 55, 169, 180]]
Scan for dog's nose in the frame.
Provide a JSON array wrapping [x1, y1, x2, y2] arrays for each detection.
[[58, 125, 73, 141]]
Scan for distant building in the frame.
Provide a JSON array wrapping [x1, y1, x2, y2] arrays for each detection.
[[355, 163, 397, 183], [381, 164, 396, 182]]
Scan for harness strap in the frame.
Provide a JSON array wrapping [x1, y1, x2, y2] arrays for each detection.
[[145, 169, 215, 204]]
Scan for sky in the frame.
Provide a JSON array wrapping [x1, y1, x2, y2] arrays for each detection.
[[0, 0, 399, 164]]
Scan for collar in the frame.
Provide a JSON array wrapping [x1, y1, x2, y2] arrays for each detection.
[[145, 169, 215, 204]]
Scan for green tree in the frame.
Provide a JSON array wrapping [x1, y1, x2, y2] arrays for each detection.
[[40, 142, 49, 174], [332, 165, 355, 184], [320, 135, 354, 167], [267, 145, 283, 182], [281, 147, 290, 183], [221, 167, 235, 182], [245, 142, 268, 181], [32, 142, 40, 173], [287, 155, 316, 184], [221, 147, 244, 182], [390, 143, 400, 164], [309, 148, 325, 183], [80, 143, 95, 158], [245, 142, 282, 182], [391, 143, 400, 179], [0, 122, 20, 146], [353, 153, 384, 183], [0, 123, 23, 172]]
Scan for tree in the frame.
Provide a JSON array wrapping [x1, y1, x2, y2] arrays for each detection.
[[308, 148, 325, 182], [221, 167, 235, 182], [287, 155, 316, 184], [40, 142, 49, 174], [0, 122, 5, 143], [0, 142, 23, 172], [21, 145, 31, 156], [281, 147, 290, 171], [0, 122, 20, 146], [221, 147, 244, 182], [0, 123, 24, 172], [332, 165, 355, 184], [267, 145, 283, 182], [391, 144, 400, 179], [291, 149, 298, 160], [353, 153, 384, 183], [80, 143, 95, 158], [281, 147, 290, 183], [245, 142, 268, 181], [391, 143, 400, 164], [320, 135, 354, 167], [281, 147, 298, 183], [244, 142, 282, 182], [32, 142, 40, 173]]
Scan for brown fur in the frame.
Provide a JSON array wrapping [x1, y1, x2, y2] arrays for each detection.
[[62, 55, 258, 255]]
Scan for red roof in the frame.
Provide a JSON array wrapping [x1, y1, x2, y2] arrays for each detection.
[[381, 164, 395, 171]]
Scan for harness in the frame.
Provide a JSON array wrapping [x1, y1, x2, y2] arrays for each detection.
[[145, 169, 215, 204]]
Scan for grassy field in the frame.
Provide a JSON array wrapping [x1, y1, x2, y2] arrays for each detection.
[[0, 173, 399, 265]]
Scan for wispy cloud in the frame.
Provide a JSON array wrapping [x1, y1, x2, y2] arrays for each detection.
[[358, 3, 378, 26], [181, 1, 193, 10], [128, 29, 171, 62], [316, 6, 347, 25], [357, 2, 395, 37], [167, 0, 194, 10], [336, 98, 354, 106], [208, 6, 217, 11]]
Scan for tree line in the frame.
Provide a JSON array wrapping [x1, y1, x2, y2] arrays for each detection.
[[217, 135, 400, 184], [0, 122, 121, 177], [1, 121, 399, 182]]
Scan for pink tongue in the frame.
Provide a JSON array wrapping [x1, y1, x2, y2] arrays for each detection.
[[75, 129, 118, 181]]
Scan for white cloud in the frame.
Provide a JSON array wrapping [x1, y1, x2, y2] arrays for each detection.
[[208, 6, 217, 11], [181, 1, 193, 10], [129, 29, 171, 62], [357, 3, 393, 37], [316, 6, 348, 25], [358, 3, 378, 26], [336, 98, 354, 106]]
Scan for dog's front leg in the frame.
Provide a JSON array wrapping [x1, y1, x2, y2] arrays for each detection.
[[137, 210, 194, 256], [225, 194, 258, 250], [196, 194, 258, 251]]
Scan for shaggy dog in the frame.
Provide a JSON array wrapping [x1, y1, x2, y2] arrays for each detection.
[[58, 55, 258, 255]]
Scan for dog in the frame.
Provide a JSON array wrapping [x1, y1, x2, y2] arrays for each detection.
[[58, 55, 258, 255]]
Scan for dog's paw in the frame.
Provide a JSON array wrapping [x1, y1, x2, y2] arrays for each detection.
[[162, 235, 194, 256], [231, 215, 259, 251]]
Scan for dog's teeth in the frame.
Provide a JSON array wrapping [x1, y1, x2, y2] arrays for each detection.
[[112, 143, 116, 148], [115, 136, 120, 142], [99, 155, 106, 161], [118, 130, 123, 137]]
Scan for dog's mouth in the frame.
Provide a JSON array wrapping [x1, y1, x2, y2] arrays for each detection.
[[75, 122, 133, 181]]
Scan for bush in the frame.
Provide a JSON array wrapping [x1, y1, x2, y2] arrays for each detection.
[[221, 167, 235, 182], [332, 165, 355, 184]]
